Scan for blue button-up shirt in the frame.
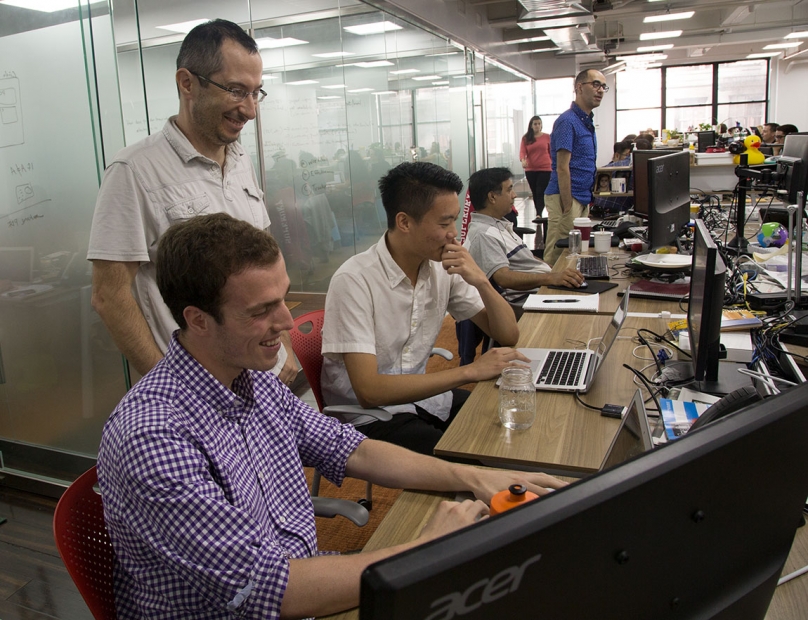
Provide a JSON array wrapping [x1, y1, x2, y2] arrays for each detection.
[[98, 334, 366, 619], [546, 102, 598, 205]]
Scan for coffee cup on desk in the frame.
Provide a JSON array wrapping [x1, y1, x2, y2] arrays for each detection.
[[573, 217, 593, 251], [593, 230, 612, 253]]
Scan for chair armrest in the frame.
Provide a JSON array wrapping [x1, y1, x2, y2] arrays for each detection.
[[430, 347, 454, 361], [323, 405, 393, 422], [311, 497, 369, 526]]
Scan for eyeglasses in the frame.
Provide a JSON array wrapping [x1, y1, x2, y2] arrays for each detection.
[[580, 81, 609, 92], [191, 72, 267, 103]]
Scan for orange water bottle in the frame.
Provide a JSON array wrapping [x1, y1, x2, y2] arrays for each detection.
[[490, 484, 539, 516]]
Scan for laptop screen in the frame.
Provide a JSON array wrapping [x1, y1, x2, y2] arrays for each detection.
[[600, 389, 654, 470], [591, 290, 629, 377]]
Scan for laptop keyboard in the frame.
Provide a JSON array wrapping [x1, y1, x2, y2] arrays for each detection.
[[629, 226, 649, 242], [576, 255, 609, 279], [598, 219, 620, 229], [539, 351, 587, 387]]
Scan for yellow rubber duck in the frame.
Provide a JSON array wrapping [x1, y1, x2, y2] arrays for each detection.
[[734, 134, 766, 165]]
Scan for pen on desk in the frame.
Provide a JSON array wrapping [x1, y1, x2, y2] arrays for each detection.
[[543, 299, 578, 303]]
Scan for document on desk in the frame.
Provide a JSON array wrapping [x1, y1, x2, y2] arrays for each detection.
[[523, 293, 599, 312]]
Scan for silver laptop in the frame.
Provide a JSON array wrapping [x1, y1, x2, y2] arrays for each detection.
[[599, 389, 654, 471], [521, 291, 629, 393]]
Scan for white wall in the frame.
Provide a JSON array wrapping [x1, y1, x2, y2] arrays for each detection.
[[771, 58, 808, 130]]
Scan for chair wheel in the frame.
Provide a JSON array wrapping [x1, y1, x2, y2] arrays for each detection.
[[358, 499, 373, 511]]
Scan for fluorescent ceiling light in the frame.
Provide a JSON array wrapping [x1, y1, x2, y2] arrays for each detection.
[[639, 30, 682, 40], [636, 43, 674, 52], [0, 0, 101, 11], [426, 52, 460, 57], [155, 19, 210, 34], [317, 96, 341, 100], [452, 74, 473, 79], [645, 63, 663, 68], [644, 11, 694, 23], [617, 54, 668, 61], [503, 35, 551, 45], [321, 84, 346, 89], [343, 21, 402, 36], [523, 47, 561, 54], [747, 52, 782, 58], [603, 60, 627, 71], [256, 37, 308, 49], [784, 31, 808, 39], [372, 91, 396, 95], [412, 75, 442, 81], [389, 69, 420, 75], [432, 81, 449, 85], [312, 51, 355, 58], [353, 60, 395, 68], [261, 74, 279, 79], [287, 80, 319, 85], [763, 42, 801, 49], [347, 88, 373, 93]]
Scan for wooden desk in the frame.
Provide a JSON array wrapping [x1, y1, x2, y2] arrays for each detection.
[[540, 249, 684, 315], [434, 313, 668, 475], [320, 490, 808, 620]]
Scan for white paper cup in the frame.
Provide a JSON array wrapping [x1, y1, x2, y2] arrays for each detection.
[[573, 217, 592, 252], [593, 230, 612, 253]]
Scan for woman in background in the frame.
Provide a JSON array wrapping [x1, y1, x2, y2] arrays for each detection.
[[519, 115, 552, 214]]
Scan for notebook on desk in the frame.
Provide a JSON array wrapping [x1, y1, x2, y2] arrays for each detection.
[[519, 291, 629, 393], [599, 389, 654, 471]]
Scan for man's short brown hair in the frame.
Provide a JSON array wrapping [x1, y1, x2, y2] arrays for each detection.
[[157, 213, 281, 329]]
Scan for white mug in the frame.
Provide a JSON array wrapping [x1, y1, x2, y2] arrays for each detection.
[[593, 231, 613, 253]]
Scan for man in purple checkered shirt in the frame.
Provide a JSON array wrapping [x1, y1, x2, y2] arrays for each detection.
[[97, 213, 565, 619]]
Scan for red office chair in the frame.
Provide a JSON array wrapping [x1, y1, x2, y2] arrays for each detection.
[[53, 466, 117, 620]]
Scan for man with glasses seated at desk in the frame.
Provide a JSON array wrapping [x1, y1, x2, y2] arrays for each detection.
[[88, 19, 298, 387]]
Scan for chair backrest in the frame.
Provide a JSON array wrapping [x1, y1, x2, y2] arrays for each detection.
[[289, 309, 326, 411], [53, 466, 117, 620]]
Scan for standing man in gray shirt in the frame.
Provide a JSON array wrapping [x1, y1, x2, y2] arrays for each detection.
[[88, 19, 298, 384]]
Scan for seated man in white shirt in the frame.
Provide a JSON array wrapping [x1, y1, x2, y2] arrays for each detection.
[[321, 162, 529, 455], [464, 167, 583, 308]]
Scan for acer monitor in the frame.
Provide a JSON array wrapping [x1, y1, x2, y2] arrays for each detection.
[[359, 382, 808, 620], [646, 150, 692, 251], [631, 148, 678, 217], [687, 220, 751, 395]]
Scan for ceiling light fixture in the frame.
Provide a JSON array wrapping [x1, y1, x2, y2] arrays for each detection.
[[287, 80, 319, 86], [639, 30, 683, 40], [317, 96, 341, 100], [347, 88, 374, 93], [784, 31, 808, 39], [343, 21, 402, 36], [389, 69, 420, 75], [432, 81, 450, 85], [412, 75, 442, 81], [0, 0, 102, 11], [502, 35, 552, 45], [353, 60, 395, 68], [154, 19, 210, 34], [372, 91, 396, 95], [321, 85, 346, 89], [603, 60, 627, 72], [312, 51, 356, 58], [617, 53, 668, 61], [644, 11, 694, 23], [636, 43, 674, 52], [746, 52, 782, 58], [763, 42, 801, 49], [256, 37, 308, 49]]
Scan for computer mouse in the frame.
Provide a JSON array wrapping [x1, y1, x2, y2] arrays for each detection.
[[578, 280, 588, 289]]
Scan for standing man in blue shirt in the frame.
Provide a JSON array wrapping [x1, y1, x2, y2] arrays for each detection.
[[543, 69, 607, 265]]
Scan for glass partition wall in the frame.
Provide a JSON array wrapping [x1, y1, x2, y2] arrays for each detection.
[[0, 0, 480, 485]]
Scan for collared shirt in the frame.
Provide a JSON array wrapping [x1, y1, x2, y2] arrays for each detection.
[[97, 334, 365, 619], [593, 156, 634, 213], [464, 212, 551, 303], [321, 234, 484, 423], [87, 117, 286, 371], [545, 102, 598, 205]]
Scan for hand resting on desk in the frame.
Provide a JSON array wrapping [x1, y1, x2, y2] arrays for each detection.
[[466, 347, 531, 382]]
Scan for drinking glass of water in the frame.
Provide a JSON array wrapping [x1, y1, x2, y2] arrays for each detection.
[[498, 366, 536, 430]]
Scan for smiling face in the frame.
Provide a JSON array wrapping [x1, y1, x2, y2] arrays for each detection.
[[203, 259, 294, 386], [408, 192, 461, 262], [186, 39, 263, 158]]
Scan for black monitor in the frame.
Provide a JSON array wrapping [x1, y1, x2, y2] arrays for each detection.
[[632, 149, 678, 217], [697, 130, 716, 153], [687, 220, 751, 395], [647, 150, 692, 250], [777, 132, 808, 204], [360, 382, 808, 619]]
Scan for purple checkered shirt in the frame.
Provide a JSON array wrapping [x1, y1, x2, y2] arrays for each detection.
[[98, 333, 366, 619]]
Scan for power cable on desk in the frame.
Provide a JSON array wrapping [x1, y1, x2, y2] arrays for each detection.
[[623, 364, 662, 414]]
